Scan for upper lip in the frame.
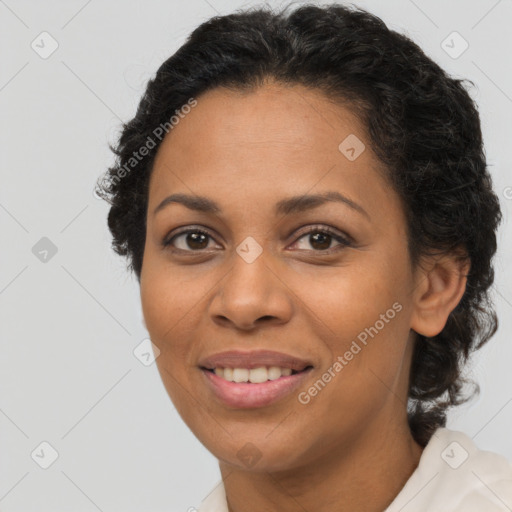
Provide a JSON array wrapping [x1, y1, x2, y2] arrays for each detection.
[[198, 350, 313, 371]]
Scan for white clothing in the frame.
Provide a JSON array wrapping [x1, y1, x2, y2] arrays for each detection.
[[197, 428, 512, 511]]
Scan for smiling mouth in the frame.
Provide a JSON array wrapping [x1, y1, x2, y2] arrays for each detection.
[[201, 365, 313, 383]]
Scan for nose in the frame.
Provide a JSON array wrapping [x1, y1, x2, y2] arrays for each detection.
[[208, 247, 294, 331]]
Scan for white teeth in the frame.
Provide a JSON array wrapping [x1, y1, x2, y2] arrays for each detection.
[[249, 367, 268, 383], [233, 368, 249, 382], [267, 366, 282, 380], [211, 366, 299, 383]]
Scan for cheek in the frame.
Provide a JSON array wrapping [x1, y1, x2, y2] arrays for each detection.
[[297, 249, 413, 400], [140, 252, 230, 376], [297, 251, 409, 340], [140, 246, 197, 331], [139, 254, 196, 362]]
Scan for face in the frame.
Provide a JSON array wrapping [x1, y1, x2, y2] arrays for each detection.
[[140, 82, 420, 472]]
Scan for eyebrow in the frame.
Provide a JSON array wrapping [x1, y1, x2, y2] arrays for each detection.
[[153, 191, 370, 220]]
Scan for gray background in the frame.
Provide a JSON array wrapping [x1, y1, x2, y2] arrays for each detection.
[[1, 0, 511, 510]]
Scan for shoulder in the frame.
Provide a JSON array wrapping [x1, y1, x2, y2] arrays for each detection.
[[385, 428, 512, 512]]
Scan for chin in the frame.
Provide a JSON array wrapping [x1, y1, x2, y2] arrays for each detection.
[[194, 422, 307, 472]]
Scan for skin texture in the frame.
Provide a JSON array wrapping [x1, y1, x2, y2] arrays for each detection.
[[140, 82, 469, 512]]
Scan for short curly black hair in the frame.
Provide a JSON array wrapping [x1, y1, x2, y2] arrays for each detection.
[[96, 2, 502, 447]]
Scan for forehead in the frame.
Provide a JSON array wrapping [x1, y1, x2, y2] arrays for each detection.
[[148, 82, 398, 223], [154, 82, 368, 160]]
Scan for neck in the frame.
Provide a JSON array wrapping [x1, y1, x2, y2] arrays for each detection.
[[219, 419, 424, 512]]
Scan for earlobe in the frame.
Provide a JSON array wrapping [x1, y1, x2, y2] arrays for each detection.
[[410, 253, 470, 337]]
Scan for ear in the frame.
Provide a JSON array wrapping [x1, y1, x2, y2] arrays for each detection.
[[410, 251, 470, 337]]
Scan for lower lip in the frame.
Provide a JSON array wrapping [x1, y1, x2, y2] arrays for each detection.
[[201, 368, 313, 408]]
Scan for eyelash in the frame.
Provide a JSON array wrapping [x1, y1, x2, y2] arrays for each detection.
[[162, 224, 353, 255]]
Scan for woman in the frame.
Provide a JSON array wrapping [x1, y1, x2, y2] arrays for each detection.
[[96, 3, 512, 511]]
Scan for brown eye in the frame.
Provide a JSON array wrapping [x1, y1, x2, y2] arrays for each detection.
[[163, 228, 216, 251], [182, 232, 209, 250], [292, 226, 352, 253], [308, 232, 333, 250]]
